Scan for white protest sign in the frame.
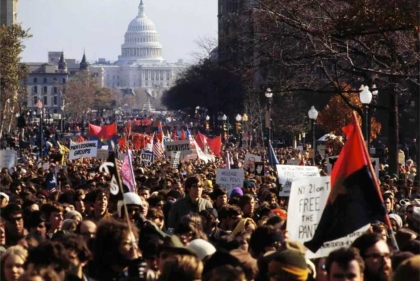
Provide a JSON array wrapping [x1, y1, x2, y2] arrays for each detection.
[[287, 177, 370, 259], [327, 156, 379, 179], [96, 149, 109, 160], [183, 140, 198, 161], [140, 151, 154, 165], [0, 150, 17, 170], [398, 150, 405, 165], [69, 141, 98, 160], [216, 169, 245, 196], [170, 151, 181, 168], [164, 140, 192, 159], [243, 153, 261, 170], [276, 165, 320, 197]]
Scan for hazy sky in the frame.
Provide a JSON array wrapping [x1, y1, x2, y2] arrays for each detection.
[[18, 0, 218, 64]]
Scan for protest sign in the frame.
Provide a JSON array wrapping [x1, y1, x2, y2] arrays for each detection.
[[243, 153, 261, 172], [69, 141, 98, 160], [398, 150, 405, 165], [0, 150, 17, 170], [96, 149, 109, 160], [170, 151, 181, 168], [287, 177, 370, 259], [164, 140, 192, 159], [276, 165, 320, 197], [327, 156, 379, 178], [254, 162, 264, 176], [216, 169, 245, 196], [287, 159, 301, 166], [140, 151, 154, 165]]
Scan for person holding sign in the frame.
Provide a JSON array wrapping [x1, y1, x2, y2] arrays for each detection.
[[167, 176, 213, 231]]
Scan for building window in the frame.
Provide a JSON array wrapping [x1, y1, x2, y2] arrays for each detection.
[[53, 96, 57, 105], [33, 77, 37, 83], [53, 109, 57, 113], [33, 86, 38, 94], [43, 96, 47, 105], [33, 96, 37, 105], [62, 78, 66, 83], [43, 77, 47, 83], [43, 86, 48, 94]]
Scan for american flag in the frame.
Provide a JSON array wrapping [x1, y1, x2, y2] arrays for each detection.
[[153, 134, 164, 160]]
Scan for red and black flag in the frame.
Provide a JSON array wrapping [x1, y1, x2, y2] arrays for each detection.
[[304, 112, 389, 253]]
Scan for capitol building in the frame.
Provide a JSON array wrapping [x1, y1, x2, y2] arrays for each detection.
[[95, 0, 186, 92], [25, 0, 186, 113]]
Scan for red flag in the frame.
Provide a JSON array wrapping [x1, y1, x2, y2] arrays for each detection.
[[127, 121, 132, 137], [207, 136, 222, 156], [195, 132, 206, 151], [118, 138, 127, 152], [305, 112, 389, 252], [181, 129, 186, 141], [172, 129, 178, 141], [77, 136, 84, 143]]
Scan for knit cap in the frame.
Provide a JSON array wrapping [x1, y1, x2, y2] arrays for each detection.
[[230, 187, 243, 198], [187, 239, 216, 260], [268, 249, 308, 281]]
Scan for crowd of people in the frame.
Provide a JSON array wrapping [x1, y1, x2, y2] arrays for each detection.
[[0, 138, 419, 281]]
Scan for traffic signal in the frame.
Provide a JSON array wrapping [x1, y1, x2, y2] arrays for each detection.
[[223, 124, 227, 131], [205, 122, 209, 130], [263, 128, 270, 146], [235, 122, 242, 131]]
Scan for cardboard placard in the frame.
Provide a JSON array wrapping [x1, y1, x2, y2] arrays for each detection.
[[287, 177, 370, 259], [216, 169, 245, 196], [276, 165, 320, 197], [69, 141, 98, 160]]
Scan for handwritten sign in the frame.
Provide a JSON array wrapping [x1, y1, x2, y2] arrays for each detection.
[[287, 177, 370, 259], [96, 149, 109, 160], [327, 156, 379, 179], [140, 151, 154, 165], [69, 141, 98, 160], [0, 150, 17, 170], [216, 169, 245, 196], [276, 165, 320, 196]]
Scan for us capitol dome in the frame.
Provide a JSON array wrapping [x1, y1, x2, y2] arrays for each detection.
[[116, 0, 164, 65]]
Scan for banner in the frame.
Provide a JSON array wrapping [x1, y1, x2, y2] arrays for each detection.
[[164, 140, 192, 159], [140, 151, 154, 165], [287, 177, 370, 259], [0, 150, 17, 170], [216, 169, 245, 196], [69, 141, 98, 160], [276, 164, 320, 196], [287, 159, 301, 166]]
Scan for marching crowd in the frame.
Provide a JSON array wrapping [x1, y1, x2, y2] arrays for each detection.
[[0, 139, 419, 281]]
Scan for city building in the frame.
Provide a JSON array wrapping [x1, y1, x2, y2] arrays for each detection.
[[0, 0, 18, 26], [92, 0, 187, 110], [24, 0, 186, 113]]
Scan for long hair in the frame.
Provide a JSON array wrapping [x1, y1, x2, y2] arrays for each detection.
[[1, 245, 28, 281]]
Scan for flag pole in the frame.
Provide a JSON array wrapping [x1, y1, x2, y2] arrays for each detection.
[[352, 111, 399, 250]]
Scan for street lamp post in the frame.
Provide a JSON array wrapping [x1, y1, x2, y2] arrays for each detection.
[[242, 113, 249, 148], [222, 114, 228, 139], [265, 88, 273, 144], [205, 115, 210, 134], [308, 106, 318, 165], [359, 86, 373, 148]]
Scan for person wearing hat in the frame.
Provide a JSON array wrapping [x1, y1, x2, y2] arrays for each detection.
[[393, 255, 420, 281], [388, 214, 403, 232], [167, 176, 213, 232], [267, 249, 309, 281], [0, 192, 9, 208]]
